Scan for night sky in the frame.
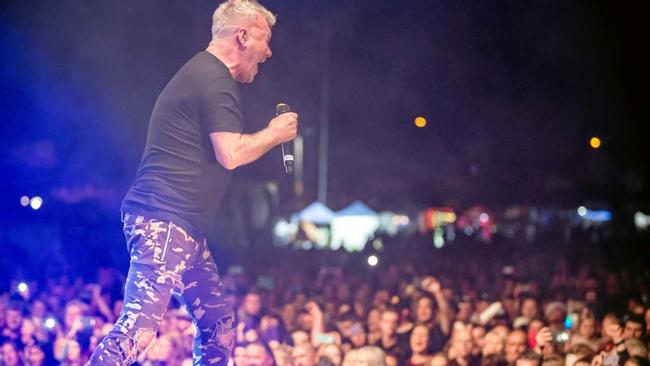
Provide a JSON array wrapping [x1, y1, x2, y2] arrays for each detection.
[[1, 0, 647, 215]]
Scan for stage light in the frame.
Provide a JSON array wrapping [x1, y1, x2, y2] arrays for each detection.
[[434, 227, 444, 248], [367, 255, 378, 266], [392, 214, 409, 225], [392, 215, 410, 225], [20, 195, 30, 207], [479, 213, 489, 223], [18, 282, 28, 293], [577, 206, 587, 217], [590, 137, 601, 149], [414, 116, 427, 128], [583, 209, 612, 222], [44, 317, 56, 329], [30, 196, 43, 210], [635, 212, 649, 230]]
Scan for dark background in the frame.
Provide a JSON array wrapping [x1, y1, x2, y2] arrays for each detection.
[[1, 0, 647, 217]]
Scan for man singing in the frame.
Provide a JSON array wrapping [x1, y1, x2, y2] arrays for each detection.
[[88, 1, 297, 365]]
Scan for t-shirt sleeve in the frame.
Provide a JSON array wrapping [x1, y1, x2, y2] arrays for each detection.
[[198, 76, 243, 134]]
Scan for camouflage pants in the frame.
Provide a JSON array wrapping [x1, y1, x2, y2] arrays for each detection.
[[87, 213, 234, 366]]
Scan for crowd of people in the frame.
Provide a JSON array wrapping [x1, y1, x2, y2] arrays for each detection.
[[1, 235, 649, 366]]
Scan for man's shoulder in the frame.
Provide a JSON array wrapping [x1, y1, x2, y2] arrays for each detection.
[[161, 51, 235, 99], [181, 51, 231, 79]]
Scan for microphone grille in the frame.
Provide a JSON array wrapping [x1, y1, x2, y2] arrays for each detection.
[[275, 103, 291, 115]]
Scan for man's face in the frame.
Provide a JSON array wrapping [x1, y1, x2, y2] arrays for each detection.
[[321, 344, 342, 366], [379, 311, 398, 336], [243, 293, 262, 316], [623, 321, 643, 340], [472, 326, 486, 349], [238, 15, 272, 83], [350, 327, 367, 348], [65, 304, 83, 329], [521, 299, 538, 319], [337, 284, 350, 302], [234, 346, 246, 366], [415, 297, 433, 323], [298, 312, 314, 330], [483, 333, 505, 356], [505, 330, 527, 362], [291, 345, 315, 366], [66, 340, 82, 361], [5, 310, 23, 330], [502, 298, 517, 317], [20, 319, 35, 337], [578, 318, 596, 338], [546, 309, 564, 324], [367, 309, 381, 331], [410, 325, 430, 354], [26, 345, 45, 363], [291, 330, 310, 346], [457, 302, 472, 322], [244, 344, 273, 366], [451, 329, 473, 358], [1, 343, 19, 365], [31, 301, 47, 318]]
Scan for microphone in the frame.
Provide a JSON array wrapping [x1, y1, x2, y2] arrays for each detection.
[[276, 103, 294, 175]]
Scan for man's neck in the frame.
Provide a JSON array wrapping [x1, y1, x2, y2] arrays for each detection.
[[206, 41, 240, 81]]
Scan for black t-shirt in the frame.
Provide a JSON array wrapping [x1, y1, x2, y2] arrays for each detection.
[[121, 52, 242, 239]]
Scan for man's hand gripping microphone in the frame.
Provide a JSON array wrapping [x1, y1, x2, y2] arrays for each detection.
[[276, 103, 294, 175]]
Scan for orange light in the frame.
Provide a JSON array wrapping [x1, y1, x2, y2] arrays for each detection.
[[414, 116, 427, 128], [590, 137, 601, 149]]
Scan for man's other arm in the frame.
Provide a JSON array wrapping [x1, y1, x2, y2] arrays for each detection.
[[210, 112, 298, 170]]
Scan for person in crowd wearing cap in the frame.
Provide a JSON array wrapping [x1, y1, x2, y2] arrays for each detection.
[[543, 302, 567, 332]]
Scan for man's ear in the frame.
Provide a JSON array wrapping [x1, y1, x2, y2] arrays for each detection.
[[237, 29, 248, 47]]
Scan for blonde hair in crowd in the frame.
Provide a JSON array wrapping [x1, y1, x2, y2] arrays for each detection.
[[355, 346, 387, 366], [342, 349, 359, 366]]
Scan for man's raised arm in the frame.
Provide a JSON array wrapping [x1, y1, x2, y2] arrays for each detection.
[[210, 111, 297, 170]]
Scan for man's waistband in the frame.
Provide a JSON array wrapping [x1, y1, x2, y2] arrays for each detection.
[[120, 211, 206, 243]]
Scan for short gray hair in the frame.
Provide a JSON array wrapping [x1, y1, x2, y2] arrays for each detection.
[[355, 346, 387, 366], [211, 0, 276, 39]]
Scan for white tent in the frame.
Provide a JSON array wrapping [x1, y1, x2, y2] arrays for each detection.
[[295, 201, 335, 225], [331, 201, 380, 251]]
